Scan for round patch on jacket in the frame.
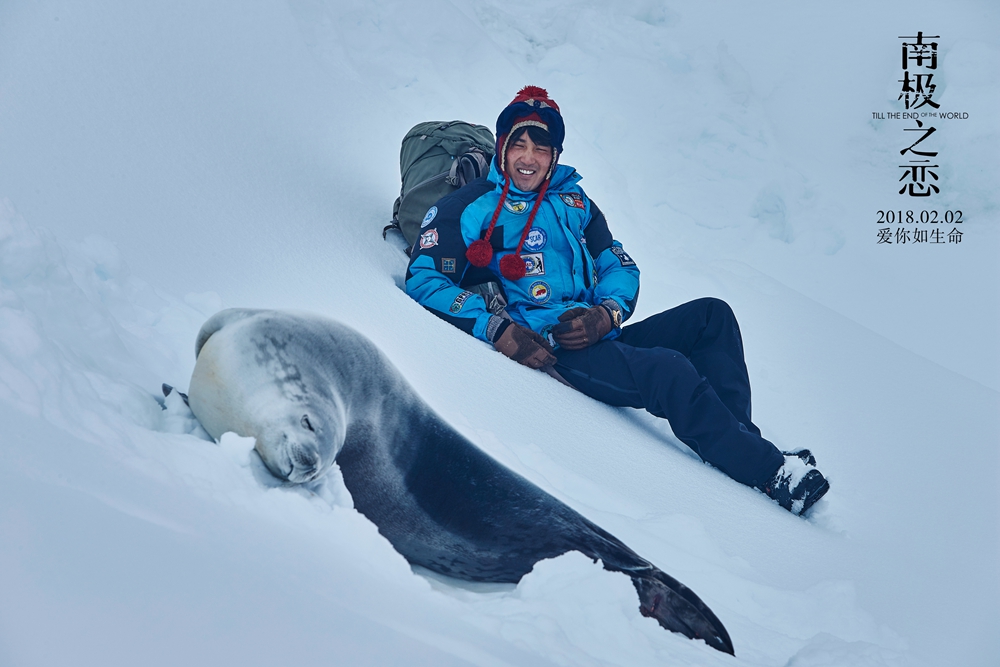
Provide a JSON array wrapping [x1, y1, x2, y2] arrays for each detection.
[[504, 200, 529, 214], [560, 193, 585, 210], [528, 281, 551, 304], [419, 228, 439, 249], [421, 206, 438, 228], [523, 227, 547, 252]]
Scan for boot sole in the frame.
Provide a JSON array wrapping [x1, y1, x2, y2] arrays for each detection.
[[799, 478, 830, 515]]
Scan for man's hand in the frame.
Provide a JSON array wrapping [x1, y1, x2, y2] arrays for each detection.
[[493, 322, 557, 369], [552, 306, 611, 350]]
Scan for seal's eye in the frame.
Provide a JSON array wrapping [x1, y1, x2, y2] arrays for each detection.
[[301, 415, 314, 432]]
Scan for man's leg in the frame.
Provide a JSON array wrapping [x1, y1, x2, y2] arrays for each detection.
[[617, 297, 760, 436], [554, 339, 783, 489]]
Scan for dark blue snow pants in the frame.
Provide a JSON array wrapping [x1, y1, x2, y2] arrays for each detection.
[[554, 297, 784, 488]]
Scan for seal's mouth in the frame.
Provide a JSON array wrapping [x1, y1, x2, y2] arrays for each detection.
[[286, 446, 322, 483]]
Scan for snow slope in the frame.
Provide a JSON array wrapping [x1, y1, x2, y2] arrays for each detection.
[[1, 1, 997, 666]]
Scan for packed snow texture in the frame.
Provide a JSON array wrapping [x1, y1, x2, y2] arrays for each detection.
[[1, 1, 997, 666]]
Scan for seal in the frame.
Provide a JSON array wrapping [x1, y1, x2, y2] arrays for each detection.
[[189, 309, 350, 484], [188, 309, 735, 654]]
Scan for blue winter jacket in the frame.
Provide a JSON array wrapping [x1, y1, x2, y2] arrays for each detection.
[[405, 160, 640, 346]]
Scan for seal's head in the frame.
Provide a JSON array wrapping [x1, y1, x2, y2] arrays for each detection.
[[188, 308, 352, 485], [255, 409, 338, 484]]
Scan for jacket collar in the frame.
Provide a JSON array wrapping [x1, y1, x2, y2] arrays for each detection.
[[487, 159, 581, 198]]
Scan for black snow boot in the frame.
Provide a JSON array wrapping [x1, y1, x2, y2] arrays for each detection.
[[762, 454, 829, 516], [782, 449, 817, 466]]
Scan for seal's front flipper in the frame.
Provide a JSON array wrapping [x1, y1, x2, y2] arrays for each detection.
[[632, 575, 735, 655], [160, 383, 213, 442], [162, 383, 190, 407]]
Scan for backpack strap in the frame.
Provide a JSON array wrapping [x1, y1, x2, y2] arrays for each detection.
[[447, 148, 491, 187]]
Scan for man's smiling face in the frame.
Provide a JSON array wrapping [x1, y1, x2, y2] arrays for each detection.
[[506, 130, 553, 192]]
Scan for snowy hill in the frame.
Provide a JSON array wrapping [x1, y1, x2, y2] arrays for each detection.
[[1, 1, 997, 666]]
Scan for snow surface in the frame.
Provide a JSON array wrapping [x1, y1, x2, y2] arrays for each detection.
[[1, 1, 997, 666]]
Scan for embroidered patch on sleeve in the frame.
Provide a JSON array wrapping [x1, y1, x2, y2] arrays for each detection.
[[610, 245, 635, 266], [419, 228, 439, 249], [421, 206, 438, 228], [441, 257, 456, 273], [560, 193, 586, 209], [450, 290, 473, 313]]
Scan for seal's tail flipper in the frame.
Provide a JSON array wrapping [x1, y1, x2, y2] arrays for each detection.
[[632, 574, 735, 655], [577, 520, 733, 653]]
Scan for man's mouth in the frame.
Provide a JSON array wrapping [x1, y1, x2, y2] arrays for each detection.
[[517, 168, 536, 175]]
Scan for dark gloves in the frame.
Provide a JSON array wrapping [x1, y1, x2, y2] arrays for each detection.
[[493, 320, 557, 369], [552, 305, 612, 350], [491, 300, 617, 366]]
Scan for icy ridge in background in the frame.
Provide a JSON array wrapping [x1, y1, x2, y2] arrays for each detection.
[[0, 197, 217, 441]]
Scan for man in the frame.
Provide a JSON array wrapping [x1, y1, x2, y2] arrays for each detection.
[[405, 86, 829, 515]]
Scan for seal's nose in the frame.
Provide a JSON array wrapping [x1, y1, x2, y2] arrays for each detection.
[[289, 447, 320, 483]]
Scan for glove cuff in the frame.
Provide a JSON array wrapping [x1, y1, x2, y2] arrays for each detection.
[[487, 316, 512, 343], [599, 299, 623, 329]]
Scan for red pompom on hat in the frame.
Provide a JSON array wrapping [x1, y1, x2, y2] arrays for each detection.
[[510, 85, 559, 110]]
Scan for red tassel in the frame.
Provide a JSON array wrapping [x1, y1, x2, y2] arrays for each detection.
[[499, 253, 526, 281], [463, 171, 551, 282], [465, 179, 511, 268], [466, 239, 493, 267]]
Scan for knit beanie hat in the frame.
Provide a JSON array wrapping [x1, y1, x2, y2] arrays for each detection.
[[466, 86, 565, 281], [495, 85, 565, 174]]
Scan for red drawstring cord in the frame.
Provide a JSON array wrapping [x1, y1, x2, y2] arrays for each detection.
[[465, 178, 511, 268], [466, 176, 550, 282], [498, 178, 550, 281]]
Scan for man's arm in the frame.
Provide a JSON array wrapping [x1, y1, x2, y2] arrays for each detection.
[[405, 181, 516, 344], [405, 231, 502, 343], [552, 200, 639, 350], [584, 201, 640, 323]]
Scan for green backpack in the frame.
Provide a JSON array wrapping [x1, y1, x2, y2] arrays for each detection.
[[384, 121, 495, 254]]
